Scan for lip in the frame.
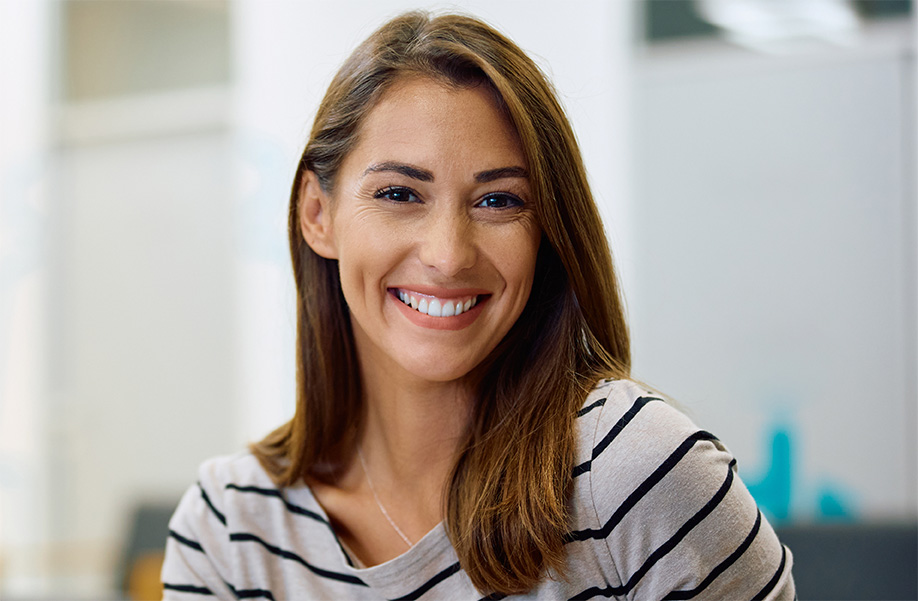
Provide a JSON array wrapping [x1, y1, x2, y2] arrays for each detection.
[[388, 286, 490, 331], [390, 285, 491, 298]]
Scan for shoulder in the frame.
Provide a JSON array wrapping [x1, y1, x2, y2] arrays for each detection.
[[197, 451, 275, 487], [573, 378, 714, 477], [162, 452, 268, 597], [163, 452, 349, 598], [195, 451, 277, 502], [171, 451, 320, 535], [572, 378, 732, 537], [567, 379, 795, 600], [166, 452, 275, 546], [173, 452, 272, 524], [575, 378, 698, 438], [572, 377, 738, 527]]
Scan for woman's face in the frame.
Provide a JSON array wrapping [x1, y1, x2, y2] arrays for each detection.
[[311, 77, 541, 384]]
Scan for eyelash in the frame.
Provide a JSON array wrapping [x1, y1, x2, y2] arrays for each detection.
[[373, 186, 525, 209], [374, 186, 419, 204]]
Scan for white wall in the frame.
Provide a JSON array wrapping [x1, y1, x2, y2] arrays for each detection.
[[631, 21, 916, 521], [35, 110, 238, 594], [1, 2, 239, 595], [913, 0, 918, 520], [0, 0, 53, 593]]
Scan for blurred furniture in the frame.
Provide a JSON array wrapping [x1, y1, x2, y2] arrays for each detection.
[[774, 521, 918, 600], [118, 502, 176, 601]]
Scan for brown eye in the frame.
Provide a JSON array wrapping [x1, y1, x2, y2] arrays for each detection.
[[477, 193, 523, 209], [374, 186, 420, 203]]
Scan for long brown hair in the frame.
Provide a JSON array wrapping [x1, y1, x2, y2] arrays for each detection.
[[251, 11, 630, 595]]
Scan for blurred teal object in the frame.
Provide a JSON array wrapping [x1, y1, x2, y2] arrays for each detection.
[[817, 486, 854, 520], [746, 426, 792, 522], [745, 424, 857, 522]]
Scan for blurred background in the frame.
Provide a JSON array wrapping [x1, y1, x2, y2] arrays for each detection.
[[0, 0, 915, 599]]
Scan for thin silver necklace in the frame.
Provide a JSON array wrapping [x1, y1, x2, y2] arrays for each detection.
[[357, 447, 414, 548]]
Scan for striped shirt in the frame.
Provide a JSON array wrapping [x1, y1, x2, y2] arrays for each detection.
[[162, 379, 795, 600]]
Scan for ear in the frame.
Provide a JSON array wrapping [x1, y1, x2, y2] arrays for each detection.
[[298, 170, 338, 259]]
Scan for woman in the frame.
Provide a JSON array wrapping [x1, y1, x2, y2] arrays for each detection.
[[163, 11, 794, 600]]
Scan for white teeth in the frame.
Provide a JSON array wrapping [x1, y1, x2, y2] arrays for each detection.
[[395, 289, 479, 317]]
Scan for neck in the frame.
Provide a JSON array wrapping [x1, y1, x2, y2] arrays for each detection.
[[351, 319, 477, 507], [359, 365, 473, 494]]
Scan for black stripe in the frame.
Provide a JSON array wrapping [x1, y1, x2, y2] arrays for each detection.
[[572, 396, 663, 477], [226, 484, 330, 524], [621, 459, 737, 594], [339, 539, 359, 567], [163, 583, 214, 595], [591, 396, 663, 459], [568, 458, 736, 600], [169, 529, 204, 553], [664, 510, 763, 600], [751, 544, 788, 600], [229, 584, 276, 600], [567, 430, 719, 542], [569, 582, 619, 600], [577, 397, 607, 418], [164, 578, 276, 600], [230, 531, 368, 587], [390, 562, 462, 600], [572, 460, 591, 478], [198, 482, 226, 526]]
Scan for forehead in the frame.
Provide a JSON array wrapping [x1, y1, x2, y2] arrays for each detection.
[[348, 76, 526, 171]]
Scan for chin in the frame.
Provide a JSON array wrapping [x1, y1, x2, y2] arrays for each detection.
[[401, 358, 482, 385]]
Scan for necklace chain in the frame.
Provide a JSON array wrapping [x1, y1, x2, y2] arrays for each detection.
[[357, 447, 414, 548]]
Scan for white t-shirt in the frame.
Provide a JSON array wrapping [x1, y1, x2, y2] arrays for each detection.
[[162, 379, 795, 600]]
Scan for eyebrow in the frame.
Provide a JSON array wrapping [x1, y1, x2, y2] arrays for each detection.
[[474, 166, 529, 183], [362, 162, 529, 184], [363, 162, 433, 182]]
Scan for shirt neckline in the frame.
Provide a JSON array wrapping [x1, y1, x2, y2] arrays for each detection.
[[289, 480, 456, 582]]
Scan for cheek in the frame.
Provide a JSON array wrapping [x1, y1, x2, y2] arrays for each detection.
[[333, 213, 410, 301], [490, 223, 541, 296], [517, 245, 540, 299], [332, 219, 377, 305]]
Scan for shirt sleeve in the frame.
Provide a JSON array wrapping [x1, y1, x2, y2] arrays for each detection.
[[584, 388, 795, 601], [161, 463, 237, 600]]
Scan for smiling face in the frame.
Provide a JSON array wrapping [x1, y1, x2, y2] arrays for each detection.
[[300, 76, 541, 385]]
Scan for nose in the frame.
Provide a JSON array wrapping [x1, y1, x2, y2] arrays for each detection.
[[417, 206, 477, 277]]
